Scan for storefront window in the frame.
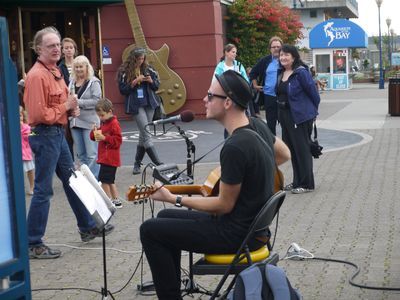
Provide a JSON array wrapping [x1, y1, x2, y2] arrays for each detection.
[[316, 54, 330, 73]]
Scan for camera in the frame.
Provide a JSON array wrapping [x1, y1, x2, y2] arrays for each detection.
[[143, 69, 150, 77]]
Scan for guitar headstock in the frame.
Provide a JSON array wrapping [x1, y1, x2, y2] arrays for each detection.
[[126, 184, 154, 202]]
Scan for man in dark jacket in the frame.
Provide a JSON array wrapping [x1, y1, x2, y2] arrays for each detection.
[[249, 36, 283, 135]]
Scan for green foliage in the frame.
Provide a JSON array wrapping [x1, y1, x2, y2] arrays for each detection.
[[225, 0, 303, 68], [363, 59, 369, 69]]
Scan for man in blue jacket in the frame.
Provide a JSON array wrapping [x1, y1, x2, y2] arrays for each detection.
[[249, 36, 283, 135]]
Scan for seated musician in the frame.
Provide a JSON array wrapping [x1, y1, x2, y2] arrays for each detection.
[[140, 70, 289, 300]]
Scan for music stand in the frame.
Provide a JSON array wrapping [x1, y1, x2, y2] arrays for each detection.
[[69, 164, 116, 299]]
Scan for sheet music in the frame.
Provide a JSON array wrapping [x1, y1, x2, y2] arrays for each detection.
[[69, 165, 115, 228], [80, 164, 116, 214]]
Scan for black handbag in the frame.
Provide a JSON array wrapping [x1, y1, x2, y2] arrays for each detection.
[[310, 122, 323, 159]]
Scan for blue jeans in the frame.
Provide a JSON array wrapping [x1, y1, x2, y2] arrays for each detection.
[[71, 127, 99, 177], [27, 124, 96, 246]]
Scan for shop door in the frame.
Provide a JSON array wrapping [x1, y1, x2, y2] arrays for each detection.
[[17, 8, 98, 77]]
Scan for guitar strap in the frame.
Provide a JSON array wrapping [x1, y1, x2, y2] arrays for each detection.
[[241, 128, 283, 190]]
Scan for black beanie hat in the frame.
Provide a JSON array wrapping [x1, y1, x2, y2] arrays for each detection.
[[215, 70, 252, 109]]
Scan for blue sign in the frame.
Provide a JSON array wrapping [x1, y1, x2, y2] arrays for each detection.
[[310, 19, 368, 49], [332, 74, 349, 89], [102, 45, 110, 58], [392, 52, 400, 66]]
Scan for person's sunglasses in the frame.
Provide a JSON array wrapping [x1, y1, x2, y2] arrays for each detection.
[[207, 91, 227, 102]]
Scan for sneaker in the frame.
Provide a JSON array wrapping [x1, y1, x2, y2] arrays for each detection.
[[283, 183, 294, 191], [132, 162, 141, 175], [29, 244, 62, 259], [79, 224, 115, 242], [291, 187, 314, 194], [112, 198, 123, 208]]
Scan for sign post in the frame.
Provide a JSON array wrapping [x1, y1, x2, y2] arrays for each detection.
[[0, 17, 31, 300]]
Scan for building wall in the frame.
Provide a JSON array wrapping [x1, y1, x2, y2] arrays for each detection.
[[101, 0, 224, 118], [298, 9, 325, 49]]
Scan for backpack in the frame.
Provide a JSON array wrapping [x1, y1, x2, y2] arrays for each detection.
[[228, 263, 301, 300]]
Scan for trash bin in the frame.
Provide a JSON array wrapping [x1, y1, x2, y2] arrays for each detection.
[[388, 76, 400, 116]]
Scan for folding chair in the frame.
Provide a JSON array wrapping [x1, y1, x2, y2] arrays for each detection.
[[192, 190, 286, 299]]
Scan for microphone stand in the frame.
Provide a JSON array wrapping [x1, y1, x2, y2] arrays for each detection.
[[175, 123, 195, 178], [175, 123, 201, 294]]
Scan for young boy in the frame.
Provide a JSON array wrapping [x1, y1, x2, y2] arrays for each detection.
[[90, 98, 123, 208]]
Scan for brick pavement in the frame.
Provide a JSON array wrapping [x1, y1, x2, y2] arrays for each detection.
[[27, 84, 400, 299]]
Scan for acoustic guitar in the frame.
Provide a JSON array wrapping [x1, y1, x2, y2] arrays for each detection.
[[123, 0, 187, 115], [126, 166, 284, 204]]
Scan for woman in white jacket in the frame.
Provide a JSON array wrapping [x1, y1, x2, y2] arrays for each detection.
[[68, 55, 102, 176]]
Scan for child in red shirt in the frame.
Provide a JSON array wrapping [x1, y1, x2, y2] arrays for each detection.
[[90, 98, 123, 208]]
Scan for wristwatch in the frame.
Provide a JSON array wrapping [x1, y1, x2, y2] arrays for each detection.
[[175, 195, 183, 207]]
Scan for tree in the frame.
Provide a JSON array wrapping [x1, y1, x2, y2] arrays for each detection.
[[225, 0, 303, 68]]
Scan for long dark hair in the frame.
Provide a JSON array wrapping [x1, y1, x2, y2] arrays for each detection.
[[117, 47, 149, 83], [280, 44, 307, 70]]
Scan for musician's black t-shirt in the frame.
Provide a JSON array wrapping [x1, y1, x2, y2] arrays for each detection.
[[248, 116, 276, 146], [218, 125, 275, 239]]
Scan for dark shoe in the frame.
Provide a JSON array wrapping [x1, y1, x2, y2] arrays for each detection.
[[29, 244, 62, 259], [132, 145, 146, 174], [132, 162, 141, 175], [146, 146, 163, 166], [79, 224, 115, 242]]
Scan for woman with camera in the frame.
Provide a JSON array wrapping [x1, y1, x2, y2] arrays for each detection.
[[117, 47, 163, 174]]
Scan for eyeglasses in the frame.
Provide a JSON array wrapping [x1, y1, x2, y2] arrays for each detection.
[[207, 91, 227, 102], [45, 43, 61, 50], [271, 46, 281, 49]]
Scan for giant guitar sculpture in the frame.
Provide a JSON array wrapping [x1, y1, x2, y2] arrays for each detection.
[[123, 0, 187, 115]]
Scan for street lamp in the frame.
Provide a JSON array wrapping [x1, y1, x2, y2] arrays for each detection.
[[386, 18, 391, 68], [390, 28, 395, 53], [376, 0, 384, 89]]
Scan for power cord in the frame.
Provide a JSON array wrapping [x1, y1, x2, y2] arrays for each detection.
[[282, 242, 314, 260], [48, 243, 142, 254], [32, 248, 144, 297], [283, 242, 400, 291]]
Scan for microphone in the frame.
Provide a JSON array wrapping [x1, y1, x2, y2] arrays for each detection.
[[69, 84, 75, 95], [148, 110, 194, 125]]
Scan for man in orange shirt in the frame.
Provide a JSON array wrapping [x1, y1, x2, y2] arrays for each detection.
[[24, 27, 114, 259]]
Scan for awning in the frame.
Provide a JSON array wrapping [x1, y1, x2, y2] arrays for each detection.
[[1, 0, 123, 6], [310, 19, 368, 49]]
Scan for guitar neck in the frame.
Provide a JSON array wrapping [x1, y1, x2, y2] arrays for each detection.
[[124, 0, 148, 48]]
